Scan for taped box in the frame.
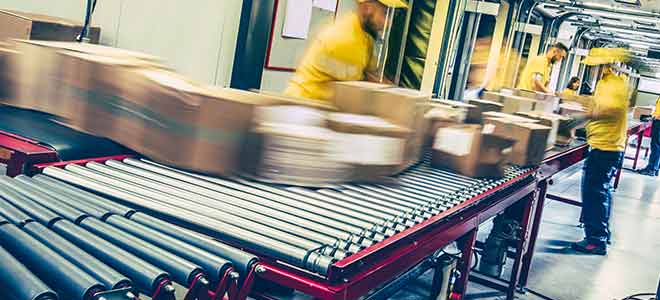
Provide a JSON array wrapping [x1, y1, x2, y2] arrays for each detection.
[[431, 124, 515, 178], [483, 118, 551, 166]]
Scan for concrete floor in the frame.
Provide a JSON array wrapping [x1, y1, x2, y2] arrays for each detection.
[[391, 146, 660, 300]]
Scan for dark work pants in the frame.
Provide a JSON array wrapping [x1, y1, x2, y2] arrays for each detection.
[[580, 149, 623, 243], [645, 119, 660, 171]]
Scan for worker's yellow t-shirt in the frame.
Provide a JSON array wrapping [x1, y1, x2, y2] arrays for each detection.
[[653, 96, 660, 119], [586, 74, 629, 152], [284, 13, 374, 103], [517, 55, 551, 91], [562, 88, 577, 96]]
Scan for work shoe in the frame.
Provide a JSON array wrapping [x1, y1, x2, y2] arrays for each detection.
[[571, 239, 607, 255], [637, 168, 659, 177]]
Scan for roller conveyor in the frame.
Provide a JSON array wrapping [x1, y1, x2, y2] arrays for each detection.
[[0, 174, 259, 300], [32, 156, 533, 279]]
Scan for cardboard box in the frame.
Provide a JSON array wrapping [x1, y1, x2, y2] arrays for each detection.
[[0, 46, 17, 100], [245, 124, 351, 186], [0, 10, 101, 43], [468, 99, 503, 123], [425, 103, 468, 146], [484, 118, 551, 166], [331, 81, 392, 114], [515, 111, 574, 149], [435, 99, 479, 124], [482, 112, 539, 124], [6, 40, 164, 117], [512, 89, 558, 102], [533, 98, 560, 114], [500, 95, 536, 114], [481, 91, 501, 102], [559, 102, 588, 115], [431, 125, 515, 178], [633, 106, 655, 121]]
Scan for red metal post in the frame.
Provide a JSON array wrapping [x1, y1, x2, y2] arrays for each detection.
[[453, 229, 478, 299], [519, 180, 548, 288], [505, 192, 537, 300], [633, 130, 644, 170]]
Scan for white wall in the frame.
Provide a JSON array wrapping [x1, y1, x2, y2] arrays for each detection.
[[0, 0, 243, 86], [260, 0, 357, 92]]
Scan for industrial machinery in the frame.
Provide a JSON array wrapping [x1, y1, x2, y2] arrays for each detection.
[[12, 155, 538, 300]]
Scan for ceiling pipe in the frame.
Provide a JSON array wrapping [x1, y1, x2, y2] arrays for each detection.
[[544, 0, 660, 19]]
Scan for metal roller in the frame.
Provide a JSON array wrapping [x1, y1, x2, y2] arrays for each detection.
[[339, 185, 433, 211], [85, 162, 365, 253], [286, 187, 412, 229], [63, 164, 332, 255], [334, 189, 435, 219], [25, 175, 258, 277], [11, 184, 205, 288], [3, 177, 111, 221], [119, 159, 389, 240], [313, 189, 426, 225], [128, 212, 258, 276], [50, 221, 173, 297], [0, 239, 57, 300], [25, 175, 136, 217], [232, 178, 396, 237], [0, 221, 104, 300], [79, 217, 205, 288], [0, 195, 33, 226], [0, 183, 64, 226], [42, 166, 335, 275], [105, 215, 232, 287], [22, 222, 132, 290], [101, 160, 374, 247]]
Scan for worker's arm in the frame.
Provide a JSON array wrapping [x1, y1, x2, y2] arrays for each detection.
[[531, 73, 553, 94]]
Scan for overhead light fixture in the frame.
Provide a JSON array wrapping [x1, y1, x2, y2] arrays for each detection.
[[613, 0, 642, 7]]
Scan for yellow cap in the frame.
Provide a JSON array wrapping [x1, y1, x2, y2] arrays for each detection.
[[582, 48, 630, 66], [358, 0, 408, 8]]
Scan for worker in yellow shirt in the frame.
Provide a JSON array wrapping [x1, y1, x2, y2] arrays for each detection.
[[562, 76, 581, 96], [517, 43, 569, 93], [284, 0, 407, 103], [570, 48, 630, 255], [637, 96, 660, 176]]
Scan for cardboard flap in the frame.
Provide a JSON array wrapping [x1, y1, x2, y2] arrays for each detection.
[[0, 10, 82, 26]]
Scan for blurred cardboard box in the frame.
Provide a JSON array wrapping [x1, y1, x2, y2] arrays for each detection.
[[501, 95, 536, 114], [435, 99, 479, 124], [482, 111, 539, 123], [484, 118, 551, 166], [633, 106, 654, 121], [0, 46, 17, 100], [468, 99, 503, 123], [424, 103, 467, 146], [331, 81, 391, 114], [516, 111, 574, 149], [559, 102, 588, 115], [510, 89, 558, 102], [0, 10, 100, 43], [328, 113, 410, 180], [7, 40, 164, 117], [431, 124, 515, 178], [245, 124, 351, 186], [331, 82, 429, 128]]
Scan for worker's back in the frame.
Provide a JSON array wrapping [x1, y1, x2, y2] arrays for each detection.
[[284, 13, 374, 103], [586, 73, 629, 152]]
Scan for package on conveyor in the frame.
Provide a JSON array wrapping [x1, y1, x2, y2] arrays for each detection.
[[328, 113, 411, 180], [515, 111, 575, 148], [467, 99, 503, 123], [558, 101, 589, 115], [506, 88, 559, 102], [0, 10, 101, 43], [434, 99, 480, 124], [431, 124, 515, 178], [331, 81, 431, 168], [633, 106, 655, 121], [424, 103, 468, 146], [0, 45, 17, 100], [483, 118, 551, 166], [6, 40, 164, 119], [485, 90, 559, 114]]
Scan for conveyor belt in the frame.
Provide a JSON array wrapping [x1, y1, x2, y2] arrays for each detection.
[[0, 174, 257, 300], [38, 157, 533, 276]]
